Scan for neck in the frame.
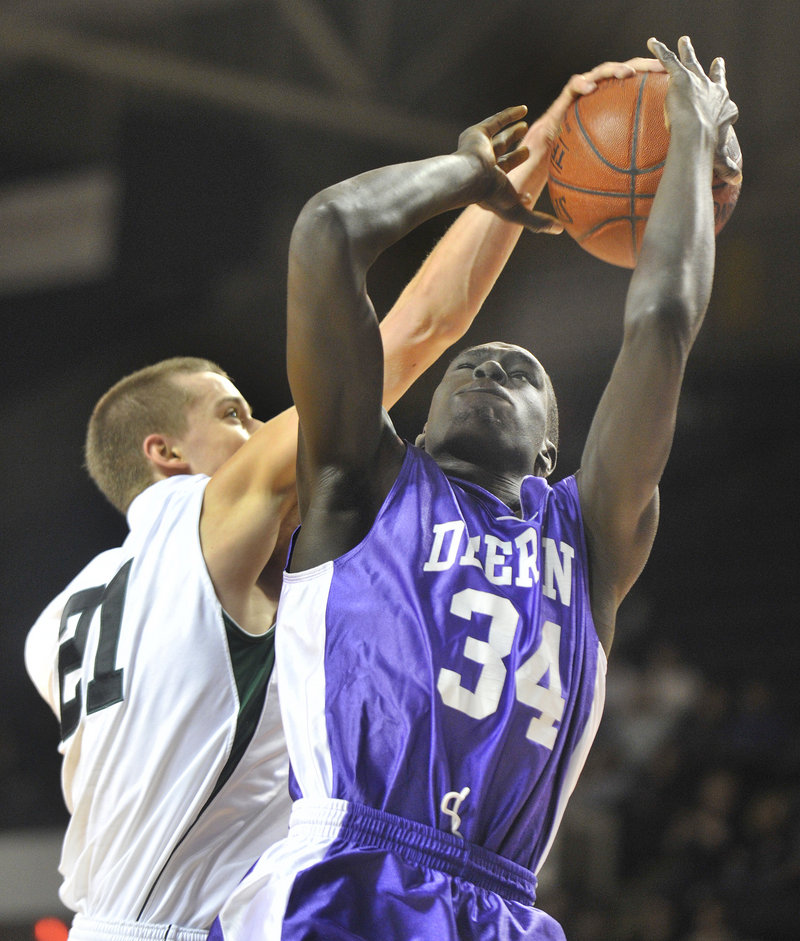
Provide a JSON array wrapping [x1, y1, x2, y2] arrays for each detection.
[[434, 455, 526, 515]]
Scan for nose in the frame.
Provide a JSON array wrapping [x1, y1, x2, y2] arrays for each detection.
[[473, 360, 507, 382]]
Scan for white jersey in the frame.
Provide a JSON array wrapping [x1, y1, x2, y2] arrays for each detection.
[[25, 475, 291, 934]]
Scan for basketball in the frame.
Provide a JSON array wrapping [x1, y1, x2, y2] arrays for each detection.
[[547, 71, 741, 268]]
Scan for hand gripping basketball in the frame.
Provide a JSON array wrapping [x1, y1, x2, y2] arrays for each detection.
[[546, 51, 741, 268]]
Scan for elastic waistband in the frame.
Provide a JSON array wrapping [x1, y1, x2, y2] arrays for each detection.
[[288, 798, 537, 905], [69, 915, 207, 941]]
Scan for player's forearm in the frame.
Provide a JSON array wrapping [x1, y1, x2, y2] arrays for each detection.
[[289, 152, 502, 417], [292, 152, 491, 284], [380, 203, 524, 407], [624, 120, 717, 348]]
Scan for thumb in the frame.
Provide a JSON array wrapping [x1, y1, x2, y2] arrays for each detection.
[[521, 210, 564, 235], [489, 201, 564, 234]]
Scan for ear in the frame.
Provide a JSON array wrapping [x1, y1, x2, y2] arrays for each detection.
[[534, 438, 557, 478], [143, 433, 191, 477]]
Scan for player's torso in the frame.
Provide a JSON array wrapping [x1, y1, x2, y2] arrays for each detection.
[[26, 477, 290, 929], [277, 448, 606, 873]]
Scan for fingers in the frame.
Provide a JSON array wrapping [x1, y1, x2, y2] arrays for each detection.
[[492, 121, 529, 158], [478, 162, 563, 234], [715, 127, 744, 184], [647, 36, 679, 73], [709, 56, 727, 87], [580, 56, 666, 86], [526, 210, 564, 235], [497, 144, 530, 175], [478, 105, 528, 139], [621, 56, 667, 73], [560, 66, 628, 104], [537, 67, 624, 141], [553, 56, 667, 116], [457, 106, 531, 176], [579, 61, 634, 85], [716, 157, 743, 185], [648, 36, 743, 186], [525, 55, 668, 168], [677, 35, 704, 79], [492, 203, 564, 234]]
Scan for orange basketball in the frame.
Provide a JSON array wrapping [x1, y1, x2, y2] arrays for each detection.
[[547, 71, 741, 268]]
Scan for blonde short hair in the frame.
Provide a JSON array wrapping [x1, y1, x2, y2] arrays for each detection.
[[85, 356, 229, 513]]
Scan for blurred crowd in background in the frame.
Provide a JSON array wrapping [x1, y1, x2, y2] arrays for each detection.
[[3, 631, 798, 941], [541, 639, 800, 940]]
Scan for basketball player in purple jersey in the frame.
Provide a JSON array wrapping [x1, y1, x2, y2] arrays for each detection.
[[27, 51, 669, 941], [211, 36, 742, 940]]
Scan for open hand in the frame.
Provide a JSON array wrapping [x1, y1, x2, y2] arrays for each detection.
[[531, 57, 666, 151], [648, 36, 742, 184], [456, 106, 563, 233]]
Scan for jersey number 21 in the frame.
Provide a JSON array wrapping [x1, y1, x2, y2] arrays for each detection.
[[57, 559, 131, 741]]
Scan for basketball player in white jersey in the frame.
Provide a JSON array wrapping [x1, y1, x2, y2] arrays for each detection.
[[24, 57, 664, 941]]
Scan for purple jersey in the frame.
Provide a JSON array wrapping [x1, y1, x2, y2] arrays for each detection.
[[280, 444, 604, 868], [212, 445, 605, 939]]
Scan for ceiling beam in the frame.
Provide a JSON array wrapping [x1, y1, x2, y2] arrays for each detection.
[[0, 14, 461, 152], [270, 0, 374, 97]]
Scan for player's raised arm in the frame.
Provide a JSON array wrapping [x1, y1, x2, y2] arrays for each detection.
[[286, 109, 547, 569], [199, 113, 542, 618], [577, 36, 741, 651]]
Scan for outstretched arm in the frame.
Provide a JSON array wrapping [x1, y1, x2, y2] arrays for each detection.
[[200, 109, 539, 623], [287, 108, 546, 571], [577, 36, 741, 652]]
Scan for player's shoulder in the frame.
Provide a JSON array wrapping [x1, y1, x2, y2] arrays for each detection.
[[519, 472, 579, 518], [131, 472, 208, 507], [127, 474, 209, 529]]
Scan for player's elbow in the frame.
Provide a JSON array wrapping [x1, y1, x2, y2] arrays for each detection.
[[291, 187, 379, 275], [625, 292, 702, 360], [291, 192, 351, 265]]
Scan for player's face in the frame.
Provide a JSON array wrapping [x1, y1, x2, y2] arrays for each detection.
[[173, 372, 263, 477], [423, 343, 553, 476]]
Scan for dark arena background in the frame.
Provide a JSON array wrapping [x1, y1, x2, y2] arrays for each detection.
[[1, 2, 798, 939]]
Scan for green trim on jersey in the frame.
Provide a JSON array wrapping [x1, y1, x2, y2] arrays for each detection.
[[211, 613, 275, 803], [136, 615, 276, 922]]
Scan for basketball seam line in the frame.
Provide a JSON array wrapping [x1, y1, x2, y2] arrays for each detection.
[[576, 215, 652, 244], [573, 75, 664, 176], [630, 77, 647, 254], [545, 177, 658, 199]]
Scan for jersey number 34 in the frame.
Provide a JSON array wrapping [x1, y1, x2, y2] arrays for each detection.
[[437, 587, 565, 750]]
